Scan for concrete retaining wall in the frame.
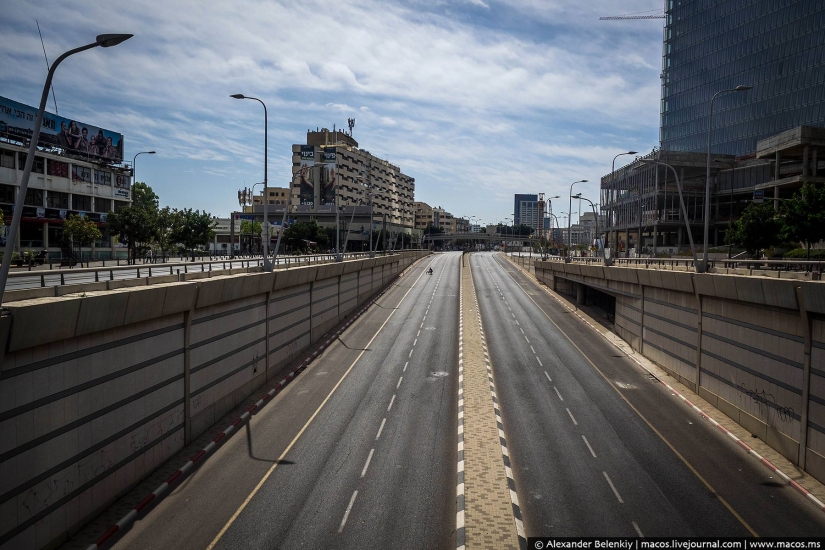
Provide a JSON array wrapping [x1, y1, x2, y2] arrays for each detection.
[[0, 251, 427, 550], [522, 256, 825, 485]]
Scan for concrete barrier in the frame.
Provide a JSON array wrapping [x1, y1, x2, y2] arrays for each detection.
[[526, 257, 825, 486], [0, 251, 428, 550]]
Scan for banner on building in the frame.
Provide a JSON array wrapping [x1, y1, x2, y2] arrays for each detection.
[[319, 147, 336, 207], [297, 145, 315, 207], [0, 95, 124, 164]]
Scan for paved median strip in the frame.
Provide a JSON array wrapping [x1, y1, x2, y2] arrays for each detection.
[[457, 254, 525, 550]]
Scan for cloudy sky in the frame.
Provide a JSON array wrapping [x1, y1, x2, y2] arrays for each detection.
[[1, 0, 663, 227]]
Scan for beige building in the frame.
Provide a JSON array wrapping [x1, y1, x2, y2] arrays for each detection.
[[243, 186, 290, 212], [414, 201, 433, 231], [291, 129, 415, 231], [414, 201, 461, 234]]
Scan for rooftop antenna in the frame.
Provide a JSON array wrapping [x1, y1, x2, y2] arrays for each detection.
[[36, 20, 59, 115], [348, 117, 355, 137]]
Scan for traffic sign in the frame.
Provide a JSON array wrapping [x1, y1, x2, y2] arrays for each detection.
[[753, 190, 765, 203]]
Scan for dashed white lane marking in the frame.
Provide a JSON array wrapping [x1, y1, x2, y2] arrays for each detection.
[[376, 418, 386, 440], [403, 361, 408, 372], [603, 472, 624, 503], [361, 449, 375, 478], [511, 312, 515, 318], [633, 521, 644, 538], [409, 349, 413, 358], [536, 357, 543, 367], [544, 371, 552, 383], [397, 376, 403, 389], [566, 408, 578, 426], [582, 435, 597, 458], [388, 394, 396, 411], [554, 387, 564, 401], [519, 328, 525, 334], [338, 490, 358, 532], [523, 335, 529, 343], [530, 346, 536, 354], [413, 338, 418, 346], [420, 322, 424, 328]]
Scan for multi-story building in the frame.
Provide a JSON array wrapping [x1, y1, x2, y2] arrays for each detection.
[[0, 96, 131, 258], [291, 129, 415, 233], [601, 0, 825, 256], [514, 193, 537, 229], [454, 217, 470, 234], [414, 201, 433, 231], [432, 207, 455, 234]]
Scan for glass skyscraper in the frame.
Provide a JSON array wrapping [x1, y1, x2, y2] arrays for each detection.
[[660, 0, 825, 156]]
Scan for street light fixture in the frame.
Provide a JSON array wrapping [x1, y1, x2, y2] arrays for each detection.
[[230, 93, 272, 270], [639, 159, 699, 270], [608, 151, 637, 256], [572, 193, 601, 261], [702, 85, 751, 273], [567, 180, 587, 260], [132, 151, 155, 187], [0, 33, 133, 305]]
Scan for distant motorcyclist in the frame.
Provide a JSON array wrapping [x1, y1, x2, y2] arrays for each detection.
[[427, 267, 433, 275]]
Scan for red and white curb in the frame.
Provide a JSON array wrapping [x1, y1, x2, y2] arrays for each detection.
[[85, 258, 427, 550], [503, 254, 825, 514]]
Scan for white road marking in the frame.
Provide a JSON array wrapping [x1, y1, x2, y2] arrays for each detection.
[[536, 357, 543, 367], [420, 322, 424, 328], [520, 328, 525, 334], [397, 376, 403, 389], [338, 490, 358, 532], [524, 335, 529, 343], [530, 346, 536, 354], [403, 361, 408, 372], [566, 408, 578, 426], [361, 449, 375, 477], [409, 349, 413, 358], [413, 338, 418, 346], [603, 472, 624, 503], [388, 394, 396, 411], [554, 387, 564, 401], [633, 521, 644, 538], [582, 435, 597, 458], [544, 371, 552, 383], [376, 418, 386, 440]]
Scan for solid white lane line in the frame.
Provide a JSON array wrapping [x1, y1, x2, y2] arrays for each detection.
[[603, 472, 624, 503], [544, 371, 552, 383], [338, 490, 358, 532], [403, 361, 408, 372], [633, 521, 644, 538], [554, 387, 564, 401], [397, 376, 403, 389], [566, 408, 578, 426], [361, 449, 375, 478], [376, 418, 386, 440], [582, 435, 597, 458], [388, 394, 396, 411]]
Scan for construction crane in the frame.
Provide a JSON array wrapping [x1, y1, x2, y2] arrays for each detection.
[[599, 14, 664, 20]]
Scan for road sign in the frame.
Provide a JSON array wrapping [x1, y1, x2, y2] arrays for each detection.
[[238, 214, 255, 220], [753, 190, 765, 203]]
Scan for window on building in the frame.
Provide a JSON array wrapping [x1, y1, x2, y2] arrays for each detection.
[[48, 225, 64, 247], [24, 188, 43, 206], [48, 160, 69, 178], [20, 223, 43, 248], [72, 165, 92, 183], [18, 153, 45, 174], [73, 194, 92, 212], [0, 184, 14, 204], [95, 197, 111, 213], [47, 191, 69, 209], [0, 149, 14, 169], [114, 200, 129, 211], [94, 170, 111, 186]]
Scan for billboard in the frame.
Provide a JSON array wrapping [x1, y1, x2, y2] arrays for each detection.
[[319, 147, 336, 207], [297, 145, 315, 207], [0, 95, 124, 164]]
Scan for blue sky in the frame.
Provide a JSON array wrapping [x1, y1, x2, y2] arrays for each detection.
[[1, 0, 663, 227]]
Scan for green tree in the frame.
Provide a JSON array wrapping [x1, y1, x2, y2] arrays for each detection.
[[63, 214, 103, 264], [172, 209, 216, 260], [778, 182, 825, 260], [724, 202, 782, 257], [107, 206, 155, 264], [132, 182, 159, 211], [153, 206, 178, 259], [282, 220, 329, 253]]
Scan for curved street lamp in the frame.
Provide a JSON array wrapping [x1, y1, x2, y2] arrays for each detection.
[[609, 151, 637, 255], [0, 33, 133, 305], [132, 150, 155, 188], [230, 94, 272, 270], [702, 85, 751, 272], [567, 180, 587, 259]]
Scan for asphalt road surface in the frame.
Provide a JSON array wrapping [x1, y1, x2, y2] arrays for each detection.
[[109, 252, 460, 550], [471, 251, 825, 538]]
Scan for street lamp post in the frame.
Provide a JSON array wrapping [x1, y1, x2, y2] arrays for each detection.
[[702, 85, 751, 272], [132, 151, 155, 187], [0, 33, 132, 305], [573, 194, 600, 260], [230, 94, 272, 270], [567, 180, 587, 260], [639, 159, 699, 270], [609, 151, 637, 260]]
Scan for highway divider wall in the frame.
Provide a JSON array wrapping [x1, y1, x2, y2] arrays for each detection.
[[0, 251, 428, 550], [509, 255, 825, 486]]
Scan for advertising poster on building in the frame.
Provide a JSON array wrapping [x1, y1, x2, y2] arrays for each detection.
[[0, 95, 124, 164], [298, 145, 315, 207], [319, 147, 336, 207]]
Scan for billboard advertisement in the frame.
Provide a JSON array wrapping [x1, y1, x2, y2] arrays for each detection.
[[319, 147, 336, 207], [297, 145, 315, 207], [0, 96, 124, 164]]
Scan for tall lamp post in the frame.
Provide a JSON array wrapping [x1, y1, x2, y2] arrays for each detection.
[[132, 151, 155, 187], [609, 151, 637, 256], [567, 180, 587, 260], [572, 194, 600, 260], [0, 33, 132, 306], [702, 85, 751, 273], [230, 94, 272, 270], [639, 159, 699, 270]]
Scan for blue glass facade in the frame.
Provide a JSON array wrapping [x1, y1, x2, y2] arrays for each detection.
[[660, 0, 825, 155], [513, 194, 536, 226]]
